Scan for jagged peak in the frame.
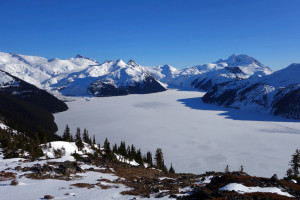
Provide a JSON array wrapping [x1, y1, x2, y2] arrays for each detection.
[[75, 54, 84, 59], [115, 59, 126, 66], [127, 59, 139, 67], [73, 54, 98, 63]]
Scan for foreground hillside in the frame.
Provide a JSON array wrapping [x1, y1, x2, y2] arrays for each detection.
[[0, 139, 299, 200]]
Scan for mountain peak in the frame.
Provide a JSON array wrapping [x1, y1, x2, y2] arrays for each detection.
[[75, 54, 84, 59], [115, 59, 126, 66], [127, 59, 139, 67], [216, 54, 266, 69], [73, 54, 98, 63]]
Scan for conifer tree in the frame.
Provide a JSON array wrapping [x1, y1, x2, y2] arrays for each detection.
[[37, 127, 48, 144], [146, 151, 153, 166], [130, 144, 136, 160], [92, 135, 96, 146], [118, 141, 127, 156], [103, 138, 113, 160], [287, 149, 300, 179], [155, 148, 167, 172], [135, 149, 143, 165], [83, 128, 90, 144], [70, 135, 74, 142], [169, 163, 175, 174], [75, 128, 84, 151], [62, 125, 71, 141], [29, 133, 44, 159], [126, 145, 131, 159], [113, 143, 118, 153]]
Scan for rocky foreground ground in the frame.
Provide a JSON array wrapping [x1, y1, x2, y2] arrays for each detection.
[[1, 154, 300, 200]]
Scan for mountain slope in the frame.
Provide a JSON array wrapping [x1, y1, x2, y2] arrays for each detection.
[[147, 54, 272, 90], [0, 52, 98, 89], [0, 70, 68, 139], [0, 52, 166, 97], [51, 59, 166, 96], [202, 63, 300, 119]]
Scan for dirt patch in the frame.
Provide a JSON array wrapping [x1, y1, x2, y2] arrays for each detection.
[[0, 171, 16, 181]]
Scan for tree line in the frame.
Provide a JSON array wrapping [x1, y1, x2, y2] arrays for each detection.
[[61, 125, 175, 173], [0, 124, 175, 174]]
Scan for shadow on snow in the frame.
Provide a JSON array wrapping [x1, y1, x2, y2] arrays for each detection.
[[177, 97, 299, 123]]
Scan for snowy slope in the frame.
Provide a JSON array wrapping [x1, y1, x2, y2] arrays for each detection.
[[147, 54, 272, 90], [220, 183, 293, 197], [0, 70, 19, 88], [51, 59, 166, 96], [0, 52, 166, 97], [0, 52, 98, 88], [203, 63, 300, 119]]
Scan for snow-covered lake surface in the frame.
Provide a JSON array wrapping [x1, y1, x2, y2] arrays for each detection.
[[55, 89, 300, 178]]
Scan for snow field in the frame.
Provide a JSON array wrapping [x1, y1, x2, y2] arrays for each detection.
[[55, 89, 300, 178]]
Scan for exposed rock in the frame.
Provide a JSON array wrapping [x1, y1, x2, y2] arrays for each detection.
[[43, 195, 55, 199]]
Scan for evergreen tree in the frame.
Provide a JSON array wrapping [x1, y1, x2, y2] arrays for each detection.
[[62, 124, 71, 141], [37, 127, 48, 144], [92, 135, 96, 146], [286, 168, 293, 179], [75, 128, 84, 151], [103, 138, 113, 160], [118, 141, 127, 156], [82, 128, 90, 144], [130, 144, 136, 160], [126, 145, 131, 159], [135, 149, 143, 165], [169, 163, 175, 174], [155, 148, 167, 172], [287, 149, 300, 179], [70, 135, 74, 142], [29, 133, 44, 159], [146, 151, 153, 166], [113, 143, 118, 153]]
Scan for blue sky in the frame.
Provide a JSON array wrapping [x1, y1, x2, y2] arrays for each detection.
[[0, 0, 299, 70]]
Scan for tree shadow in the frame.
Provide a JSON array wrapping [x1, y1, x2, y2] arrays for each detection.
[[177, 97, 299, 123]]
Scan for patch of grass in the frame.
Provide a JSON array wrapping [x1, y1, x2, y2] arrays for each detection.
[[71, 183, 95, 189]]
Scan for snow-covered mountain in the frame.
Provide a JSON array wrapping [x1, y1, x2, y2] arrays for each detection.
[[202, 63, 300, 119], [0, 52, 275, 98], [50, 59, 166, 96], [0, 52, 166, 97], [0, 52, 98, 88], [147, 54, 273, 90]]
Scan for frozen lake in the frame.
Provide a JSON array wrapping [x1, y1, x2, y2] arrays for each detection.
[[54, 89, 300, 178]]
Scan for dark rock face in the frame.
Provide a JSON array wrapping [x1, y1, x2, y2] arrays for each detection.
[[193, 78, 214, 91], [88, 75, 166, 97], [225, 67, 245, 74]]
